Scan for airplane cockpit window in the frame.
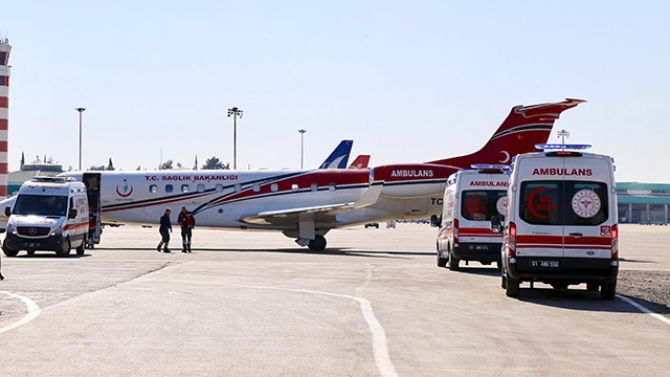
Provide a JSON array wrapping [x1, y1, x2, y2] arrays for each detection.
[[181, 184, 190, 193], [165, 184, 174, 193], [150, 184, 157, 193]]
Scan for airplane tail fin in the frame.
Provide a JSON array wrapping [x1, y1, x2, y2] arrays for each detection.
[[319, 140, 353, 169], [348, 155, 371, 169], [427, 98, 585, 167]]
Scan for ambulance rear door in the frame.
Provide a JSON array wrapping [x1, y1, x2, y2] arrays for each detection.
[[515, 157, 565, 260], [562, 156, 613, 261]]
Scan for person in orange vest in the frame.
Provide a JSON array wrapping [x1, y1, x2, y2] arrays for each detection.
[[177, 206, 196, 253]]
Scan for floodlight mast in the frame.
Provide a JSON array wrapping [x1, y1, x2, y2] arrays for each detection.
[[227, 107, 244, 169]]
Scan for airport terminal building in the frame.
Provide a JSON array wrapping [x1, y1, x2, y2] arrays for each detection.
[[617, 182, 670, 224]]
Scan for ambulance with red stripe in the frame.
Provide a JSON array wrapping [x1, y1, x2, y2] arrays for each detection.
[[496, 144, 618, 299], [2, 176, 89, 257], [436, 164, 509, 270]]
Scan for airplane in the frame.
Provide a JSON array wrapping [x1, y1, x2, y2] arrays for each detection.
[[6, 99, 584, 252], [348, 155, 371, 169]]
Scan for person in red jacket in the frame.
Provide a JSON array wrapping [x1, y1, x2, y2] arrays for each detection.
[[177, 206, 196, 253]]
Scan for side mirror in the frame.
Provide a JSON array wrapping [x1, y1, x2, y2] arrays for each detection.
[[490, 214, 503, 234], [4, 206, 10, 217], [68, 208, 78, 219], [429, 214, 441, 228]]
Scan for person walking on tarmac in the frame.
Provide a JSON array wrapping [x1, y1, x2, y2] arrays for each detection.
[[178, 206, 196, 253], [157, 208, 173, 253]]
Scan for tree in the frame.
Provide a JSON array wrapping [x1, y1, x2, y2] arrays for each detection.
[[136, 165, 142, 171], [201, 156, 227, 170], [20, 152, 25, 169], [193, 155, 198, 170], [89, 165, 106, 171], [106, 158, 115, 171], [158, 160, 173, 170]]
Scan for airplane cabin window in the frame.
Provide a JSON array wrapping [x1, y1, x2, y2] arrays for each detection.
[[197, 184, 205, 193], [215, 184, 224, 193], [311, 183, 317, 192], [292, 184, 299, 192], [234, 184, 241, 192], [150, 184, 157, 193], [253, 184, 260, 192], [165, 184, 174, 193], [271, 183, 278, 192], [329, 183, 336, 191], [181, 184, 190, 193]]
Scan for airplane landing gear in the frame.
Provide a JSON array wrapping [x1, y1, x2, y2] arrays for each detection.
[[308, 235, 327, 251]]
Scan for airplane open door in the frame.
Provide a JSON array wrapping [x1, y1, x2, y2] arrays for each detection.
[[83, 173, 102, 248]]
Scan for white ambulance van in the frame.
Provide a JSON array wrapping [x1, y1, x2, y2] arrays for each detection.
[[3, 176, 89, 257], [495, 144, 618, 299], [436, 164, 509, 270]]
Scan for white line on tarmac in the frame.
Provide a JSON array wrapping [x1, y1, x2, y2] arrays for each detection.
[[0, 291, 42, 334], [231, 284, 399, 377], [617, 294, 670, 327]]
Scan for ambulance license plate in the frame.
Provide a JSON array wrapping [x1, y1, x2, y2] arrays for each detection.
[[530, 260, 560, 268], [467, 245, 489, 251]]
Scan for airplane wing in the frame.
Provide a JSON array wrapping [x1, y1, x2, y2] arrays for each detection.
[[348, 155, 370, 169], [242, 180, 383, 240], [319, 140, 353, 169], [242, 202, 359, 226]]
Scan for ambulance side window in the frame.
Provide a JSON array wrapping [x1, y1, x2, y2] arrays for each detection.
[[519, 181, 561, 225]]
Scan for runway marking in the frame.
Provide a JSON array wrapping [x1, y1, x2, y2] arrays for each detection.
[[231, 284, 398, 377], [617, 294, 670, 327], [0, 291, 42, 334]]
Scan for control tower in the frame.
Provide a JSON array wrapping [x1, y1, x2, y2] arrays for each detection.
[[0, 38, 10, 199]]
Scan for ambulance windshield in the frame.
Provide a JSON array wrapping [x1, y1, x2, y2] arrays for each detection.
[[519, 181, 608, 226], [460, 190, 508, 221], [13, 195, 69, 217]]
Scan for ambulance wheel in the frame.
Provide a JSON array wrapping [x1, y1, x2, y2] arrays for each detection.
[[601, 283, 616, 300], [57, 238, 71, 257], [436, 247, 448, 268], [76, 242, 85, 256], [586, 282, 599, 292], [505, 274, 520, 298], [2, 245, 19, 257], [27, 249, 35, 257], [448, 250, 460, 271], [308, 235, 327, 251]]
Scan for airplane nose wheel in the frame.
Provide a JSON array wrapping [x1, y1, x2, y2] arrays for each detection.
[[308, 235, 327, 251]]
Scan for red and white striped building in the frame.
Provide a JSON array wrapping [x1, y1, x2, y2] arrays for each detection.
[[0, 38, 11, 199]]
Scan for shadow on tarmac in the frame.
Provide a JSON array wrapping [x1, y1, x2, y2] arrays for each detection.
[[514, 286, 670, 314], [11, 253, 92, 259]]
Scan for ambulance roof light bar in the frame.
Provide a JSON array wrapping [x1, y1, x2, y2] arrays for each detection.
[[470, 164, 509, 170], [30, 176, 76, 183], [535, 144, 591, 150]]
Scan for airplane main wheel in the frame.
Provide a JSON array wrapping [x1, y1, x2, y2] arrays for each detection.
[[308, 235, 327, 251]]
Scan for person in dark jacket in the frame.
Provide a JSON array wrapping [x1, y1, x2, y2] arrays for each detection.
[[177, 206, 196, 253], [157, 208, 172, 253]]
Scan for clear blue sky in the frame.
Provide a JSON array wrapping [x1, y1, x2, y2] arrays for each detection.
[[1, 1, 668, 181]]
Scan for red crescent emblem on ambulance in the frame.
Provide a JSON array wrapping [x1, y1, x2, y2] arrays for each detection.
[[527, 187, 551, 219]]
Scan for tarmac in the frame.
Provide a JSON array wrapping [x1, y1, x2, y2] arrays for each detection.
[[0, 223, 669, 377]]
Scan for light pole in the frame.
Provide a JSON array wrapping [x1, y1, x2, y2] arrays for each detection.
[[298, 129, 307, 169], [227, 107, 243, 169], [75, 107, 86, 171], [557, 129, 570, 144]]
